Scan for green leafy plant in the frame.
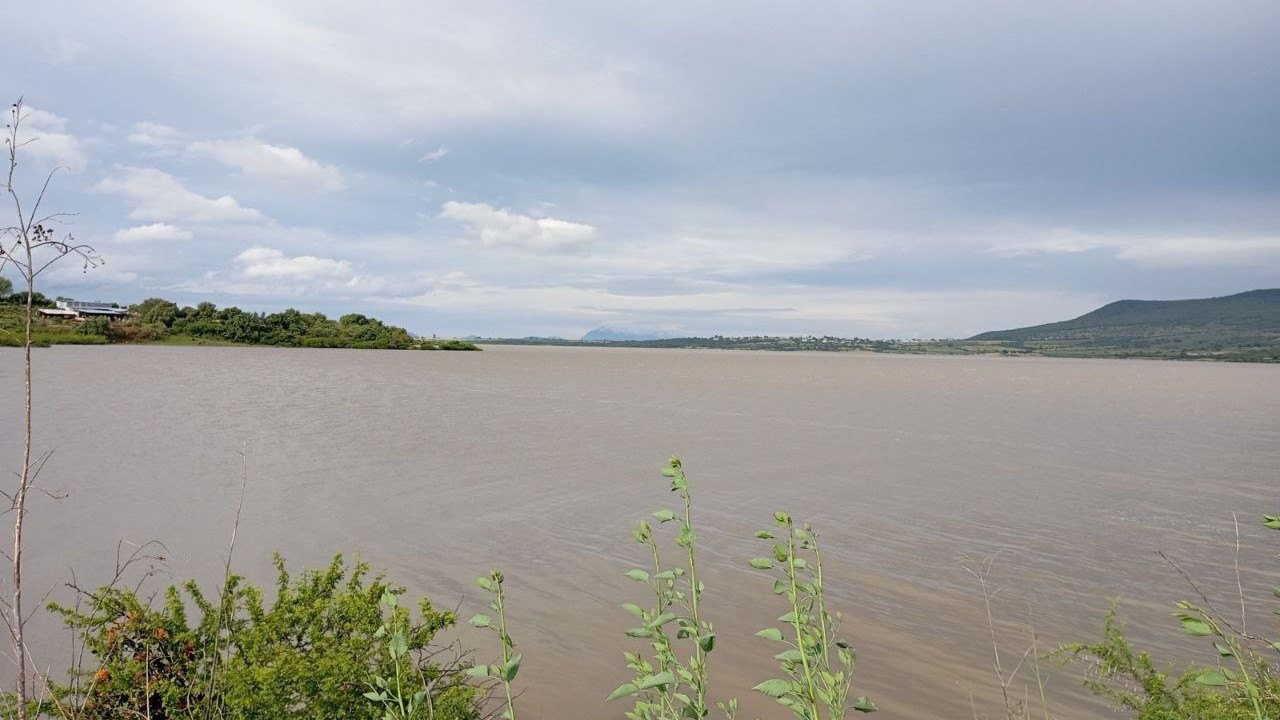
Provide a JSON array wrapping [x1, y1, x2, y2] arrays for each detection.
[[750, 512, 875, 719], [365, 590, 429, 720], [467, 569, 521, 720], [608, 457, 732, 720], [1064, 513, 1280, 720], [47, 554, 479, 720]]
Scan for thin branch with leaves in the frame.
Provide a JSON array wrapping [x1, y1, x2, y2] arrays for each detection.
[[1, 96, 101, 720]]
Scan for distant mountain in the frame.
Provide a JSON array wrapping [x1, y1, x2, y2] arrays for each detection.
[[581, 326, 677, 342], [970, 289, 1280, 360]]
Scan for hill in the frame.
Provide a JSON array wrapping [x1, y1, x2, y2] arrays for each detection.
[[970, 289, 1280, 361], [580, 326, 676, 342]]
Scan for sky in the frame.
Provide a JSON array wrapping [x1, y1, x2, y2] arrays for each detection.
[[4, 0, 1278, 339]]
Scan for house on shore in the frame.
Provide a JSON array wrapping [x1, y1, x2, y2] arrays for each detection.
[[37, 300, 129, 321]]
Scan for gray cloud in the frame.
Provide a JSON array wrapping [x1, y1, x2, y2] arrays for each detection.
[[4, 0, 1276, 337]]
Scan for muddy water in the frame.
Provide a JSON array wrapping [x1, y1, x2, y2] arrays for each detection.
[[1, 344, 1277, 718]]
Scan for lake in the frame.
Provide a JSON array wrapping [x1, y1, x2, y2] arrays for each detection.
[[1, 344, 1277, 718]]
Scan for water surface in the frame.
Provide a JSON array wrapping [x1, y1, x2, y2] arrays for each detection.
[[1, 345, 1277, 718]]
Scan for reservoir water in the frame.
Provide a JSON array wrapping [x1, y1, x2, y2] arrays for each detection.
[[1, 344, 1277, 718]]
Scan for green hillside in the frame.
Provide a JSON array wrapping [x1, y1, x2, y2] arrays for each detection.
[[970, 289, 1280, 361]]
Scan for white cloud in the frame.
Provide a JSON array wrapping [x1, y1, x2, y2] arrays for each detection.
[[95, 167, 264, 223], [187, 137, 345, 191], [987, 229, 1280, 268], [42, 264, 138, 287], [127, 122, 185, 150], [113, 223, 194, 243], [984, 230, 1108, 258], [395, 280, 1100, 339], [441, 201, 596, 252], [172, 246, 398, 298], [45, 37, 85, 66], [420, 145, 449, 163], [234, 246, 353, 280], [1116, 237, 1280, 268], [10, 105, 87, 171]]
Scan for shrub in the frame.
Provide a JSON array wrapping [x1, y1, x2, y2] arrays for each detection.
[[1064, 514, 1280, 720], [48, 554, 480, 720]]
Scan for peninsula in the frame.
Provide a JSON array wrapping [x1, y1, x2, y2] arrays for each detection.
[[0, 296, 479, 351]]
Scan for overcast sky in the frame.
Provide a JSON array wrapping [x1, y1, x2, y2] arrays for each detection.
[[5, 1, 1278, 338]]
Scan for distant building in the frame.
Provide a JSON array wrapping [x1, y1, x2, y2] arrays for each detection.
[[37, 299, 129, 321]]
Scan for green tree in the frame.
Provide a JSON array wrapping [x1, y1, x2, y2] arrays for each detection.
[[132, 297, 180, 326], [0, 274, 12, 297]]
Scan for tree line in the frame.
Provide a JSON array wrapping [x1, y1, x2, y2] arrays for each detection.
[[115, 298, 478, 350]]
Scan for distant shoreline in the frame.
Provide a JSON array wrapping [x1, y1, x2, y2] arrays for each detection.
[[476, 337, 1279, 363]]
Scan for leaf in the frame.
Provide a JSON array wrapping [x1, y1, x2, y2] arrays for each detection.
[[753, 679, 793, 698], [637, 671, 676, 690], [852, 696, 878, 713], [649, 612, 679, 628], [654, 570, 678, 580], [469, 614, 492, 628], [698, 632, 716, 652], [625, 627, 654, 638], [778, 611, 798, 623], [756, 627, 785, 642], [661, 466, 677, 478], [464, 665, 491, 679], [676, 526, 695, 548], [756, 530, 776, 539], [1195, 671, 1228, 686], [1178, 617, 1213, 637], [774, 649, 803, 662], [653, 509, 677, 522], [626, 569, 651, 583], [774, 511, 791, 526], [502, 653, 522, 681], [477, 577, 494, 591], [606, 683, 639, 701], [1263, 514, 1280, 530], [622, 603, 646, 618], [749, 558, 776, 570], [389, 630, 408, 658], [1214, 642, 1235, 658], [364, 691, 386, 701]]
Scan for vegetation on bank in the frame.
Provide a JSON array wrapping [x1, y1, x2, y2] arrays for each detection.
[[44, 555, 478, 720], [0, 297, 479, 351], [483, 333, 1280, 362]]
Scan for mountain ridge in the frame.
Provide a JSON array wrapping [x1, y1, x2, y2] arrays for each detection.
[[972, 289, 1280, 341], [967, 289, 1280, 360]]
